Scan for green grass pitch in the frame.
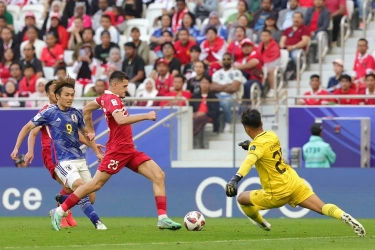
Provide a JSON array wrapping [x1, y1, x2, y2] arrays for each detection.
[[1, 217, 374, 250]]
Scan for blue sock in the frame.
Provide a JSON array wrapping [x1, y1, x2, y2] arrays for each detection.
[[78, 196, 100, 226], [58, 195, 70, 203]]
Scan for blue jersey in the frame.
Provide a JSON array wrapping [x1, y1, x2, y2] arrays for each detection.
[[31, 105, 85, 163]]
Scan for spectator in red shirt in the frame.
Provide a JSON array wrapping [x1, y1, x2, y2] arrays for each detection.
[[18, 64, 37, 94], [299, 74, 330, 105], [234, 39, 263, 91], [199, 27, 227, 66], [174, 28, 196, 66], [304, 0, 331, 38], [48, 13, 69, 50], [190, 75, 220, 140], [280, 12, 311, 64], [172, 0, 189, 33], [299, 0, 314, 8], [332, 75, 359, 105], [359, 73, 375, 105], [353, 38, 375, 83], [0, 48, 15, 83], [154, 58, 174, 97], [160, 74, 192, 106], [325, 0, 346, 45], [40, 32, 64, 69], [259, 30, 281, 98], [227, 26, 247, 63]]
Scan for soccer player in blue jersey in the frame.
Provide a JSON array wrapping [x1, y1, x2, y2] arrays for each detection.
[[11, 77, 107, 230]]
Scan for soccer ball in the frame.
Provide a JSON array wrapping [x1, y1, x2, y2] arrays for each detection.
[[184, 211, 205, 231]]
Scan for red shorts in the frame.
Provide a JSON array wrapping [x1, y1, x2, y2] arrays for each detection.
[[42, 147, 57, 179], [98, 147, 151, 175]]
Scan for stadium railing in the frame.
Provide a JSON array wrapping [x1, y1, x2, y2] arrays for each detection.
[[295, 49, 307, 96], [362, 0, 373, 38], [339, 15, 351, 62], [290, 94, 375, 105]]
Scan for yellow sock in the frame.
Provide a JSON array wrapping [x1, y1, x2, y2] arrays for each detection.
[[240, 204, 264, 224], [322, 204, 345, 220]]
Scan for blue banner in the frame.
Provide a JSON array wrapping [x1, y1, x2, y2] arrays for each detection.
[[0, 168, 373, 219], [288, 107, 375, 167], [0, 108, 177, 168]]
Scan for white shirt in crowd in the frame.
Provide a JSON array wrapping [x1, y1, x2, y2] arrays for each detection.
[[94, 26, 120, 45]]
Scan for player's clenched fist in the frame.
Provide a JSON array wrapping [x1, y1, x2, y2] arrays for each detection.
[[147, 111, 157, 121], [225, 174, 243, 197], [238, 140, 250, 151]]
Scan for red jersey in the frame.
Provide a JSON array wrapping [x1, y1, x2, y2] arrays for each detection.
[[283, 25, 310, 50], [301, 89, 330, 105], [227, 41, 245, 63], [96, 90, 134, 152], [358, 88, 375, 105], [160, 91, 192, 106], [40, 44, 64, 67], [353, 52, 375, 80], [174, 40, 196, 65], [242, 50, 263, 81], [155, 73, 174, 96], [310, 10, 320, 32], [39, 104, 54, 148], [18, 75, 38, 93], [332, 88, 359, 104]]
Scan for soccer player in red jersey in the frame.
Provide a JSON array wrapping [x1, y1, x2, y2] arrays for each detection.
[[50, 71, 182, 231]]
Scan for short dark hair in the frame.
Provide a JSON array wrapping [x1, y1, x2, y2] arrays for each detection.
[[261, 29, 272, 35], [131, 27, 140, 33], [235, 26, 246, 34], [365, 73, 375, 79], [27, 26, 38, 33], [206, 27, 218, 34], [311, 123, 322, 136], [190, 45, 201, 53], [223, 53, 233, 59], [45, 80, 55, 93], [56, 66, 67, 73], [124, 42, 136, 48], [54, 76, 75, 95], [24, 43, 35, 51], [100, 30, 110, 37], [161, 42, 175, 52], [178, 28, 189, 35], [101, 14, 111, 21], [83, 28, 95, 36], [46, 31, 58, 39], [339, 74, 352, 82], [162, 30, 173, 37], [174, 74, 185, 82], [10, 62, 21, 70], [358, 38, 368, 45], [241, 109, 262, 129], [310, 74, 320, 80], [24, 64, 35, 72], [293, 12, 304, 18], [200, 75, 212, 83], [109, 70, 129, 85]]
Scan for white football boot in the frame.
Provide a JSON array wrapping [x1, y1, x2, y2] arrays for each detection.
[[341, 213, 366, 237], [95, 220, 108, 230], [248, 217, 272, 231]]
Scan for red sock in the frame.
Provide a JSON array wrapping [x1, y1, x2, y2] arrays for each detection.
[[59, 188, 70, 195], [61, 194, 80, 212], [155, 196, 167, 216]]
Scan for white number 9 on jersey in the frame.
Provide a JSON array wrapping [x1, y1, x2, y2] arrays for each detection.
[[108, 160, 119, 170]]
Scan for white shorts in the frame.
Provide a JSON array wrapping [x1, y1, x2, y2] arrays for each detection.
[[264, 58, 282, 73], [54, 159, 92, 189]]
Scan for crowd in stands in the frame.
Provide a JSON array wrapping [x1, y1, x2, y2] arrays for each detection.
[[0, 0, 373, 135]]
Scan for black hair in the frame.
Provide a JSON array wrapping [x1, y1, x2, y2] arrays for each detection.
[[109, 70, 129, 85], [238, 0, 249, 10], [162, 30, 173, 37], [2, 47, 14, 65], [46, 31, 58, 39], [223, 53, 233, 59], [27, 26, 38, 33], [190, 45, 201, 53], [358, 38, 368, 45], [241, 109, 262, 128], [174, 74, 185, 82], [261, 29, 272, 35], [200, 75, 212, 83], [235, 26, 246, 34], [293, 11, 304, 18], [101, 30, 110, 37], [45, 80, 55, 93], [310, 74, 320, 80], [365, 73, 375, 79], [161, 42, 175, 52], [83, 27, 95, 36], [101, 14, 111, 21], [54, 76, 75, 95], [24, 64, 36, 72], [206, 27, 218, 34], [24, 43, 35, 51], [176, 0, 186, 3], [10, 62, 21, 70], [56, 66, 66, 72], [131, 27, 140, 33], [178, 27, 189, 35], [124, 42, 136, 48], [194, 60, 205, 68], [182, 12, 196, 27]]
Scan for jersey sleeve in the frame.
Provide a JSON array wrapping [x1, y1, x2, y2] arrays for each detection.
[[233, 69, 244, 83], [76, 110, 85, 129], [95, 96, 102, 107], [103, 96, 123, 116], [31, 109, 50, 127]]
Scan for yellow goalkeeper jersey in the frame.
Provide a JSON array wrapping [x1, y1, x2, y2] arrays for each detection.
[[238, 131, 304, 200]]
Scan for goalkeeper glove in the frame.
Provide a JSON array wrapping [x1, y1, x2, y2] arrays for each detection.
[[226, 174, 243, 197], [238, 140, 250, 151]]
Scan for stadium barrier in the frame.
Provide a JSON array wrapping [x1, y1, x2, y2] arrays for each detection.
[[0, 167, 373, 218]]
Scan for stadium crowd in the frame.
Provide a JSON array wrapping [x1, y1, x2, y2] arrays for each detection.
[[0, 0, 374, 131]]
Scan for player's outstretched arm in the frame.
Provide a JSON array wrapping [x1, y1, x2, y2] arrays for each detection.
[[11, 121, 37, 160], [78, 131, 105, 156], [113, 111, 156, 125], [83, 101, 101, 136], [24, 126, 42, 165]]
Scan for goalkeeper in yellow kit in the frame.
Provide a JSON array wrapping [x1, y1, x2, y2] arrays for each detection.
[[226, 109, 366, 237]]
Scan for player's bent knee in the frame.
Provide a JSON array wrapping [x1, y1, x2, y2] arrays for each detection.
[[88, 192, 96, 204], [155, 169, 165, 182], [71, 178, 85, 191], [237, 192, 250, 205]]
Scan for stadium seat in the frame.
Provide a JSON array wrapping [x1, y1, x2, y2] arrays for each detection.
[[13, 20, 23, 33], [145, 65, 153, 77], [43, 67, 54, 80], [83, 83, 95, 95], [346, 0, 354, 20], [6, 5, 20, 22], [63, 50, 74, 65], [142, 4, 147, 18], [119, 35, 127, 59], [19, 4, 45, 22], [146, 3, 164, 27], [221, 2, 238, 21], [187, 2, 196, 13], [279, 49, 290, 73], [66, 66, 77, 79], [127, 82, 136, 97], [123, 18, 149, 39], [74, 83, 84, 97]]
